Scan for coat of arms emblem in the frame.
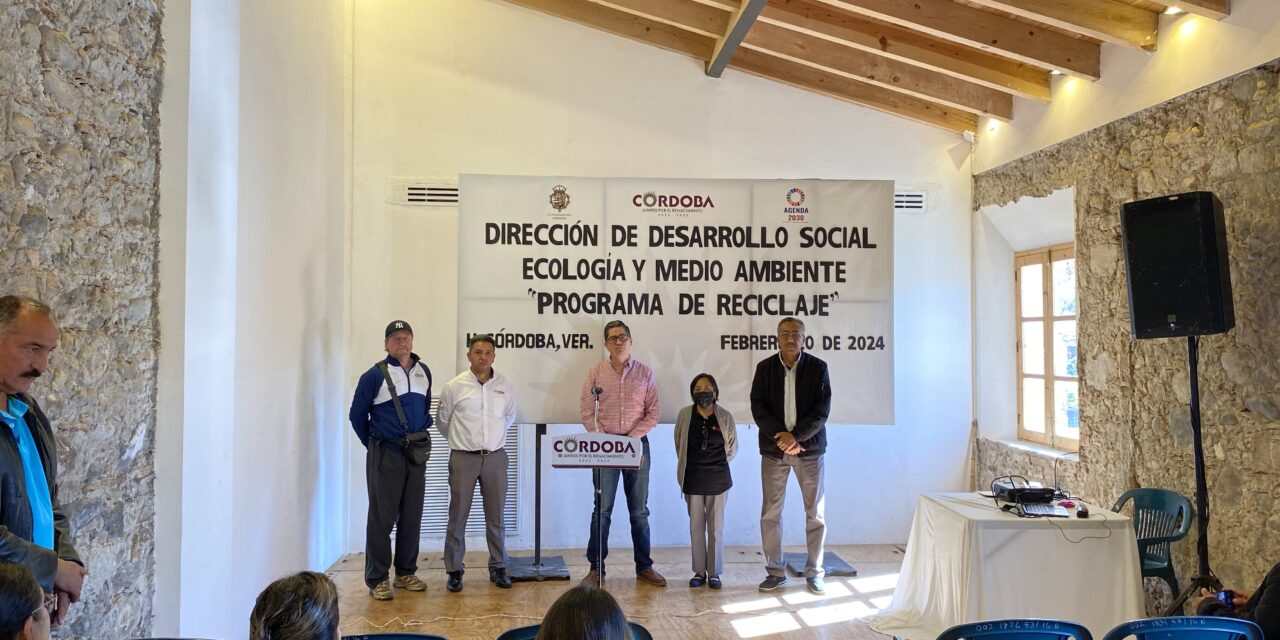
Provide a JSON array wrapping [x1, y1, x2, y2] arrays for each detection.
[[549, 185, 570, 211]]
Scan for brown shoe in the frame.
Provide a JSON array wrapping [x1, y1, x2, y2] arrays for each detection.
[[369, 580, 393, 601], [393, 574, 427, 592], [637, 567, 667, 587], [580, 569, 604, 589]]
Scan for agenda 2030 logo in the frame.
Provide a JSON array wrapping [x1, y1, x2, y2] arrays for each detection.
[[783, 187, 810, 222]]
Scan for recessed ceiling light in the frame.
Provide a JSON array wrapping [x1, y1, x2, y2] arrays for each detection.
[[1050, 70, 1063, 75], [1164, 6, 1184, 15]]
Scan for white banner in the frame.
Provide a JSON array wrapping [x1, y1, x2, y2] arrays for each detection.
[[458, 175, 894, 425]]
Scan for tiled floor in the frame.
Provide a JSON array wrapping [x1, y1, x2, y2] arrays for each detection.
[[332, 544, 904, 639]]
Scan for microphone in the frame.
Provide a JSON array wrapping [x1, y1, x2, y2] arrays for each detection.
[[592, 386, 603, 396]]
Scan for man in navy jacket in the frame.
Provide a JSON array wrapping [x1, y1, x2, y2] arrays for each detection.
[[350, 320, 433, 600], [750, 317, 832, 595]]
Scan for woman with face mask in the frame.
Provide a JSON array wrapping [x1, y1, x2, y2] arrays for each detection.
[[673, 373, 738, 589]]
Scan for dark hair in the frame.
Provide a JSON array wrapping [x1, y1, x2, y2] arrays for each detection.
[[536, 586, 629, 640], [0, 296, 54, 338], [0, 562, 42, 639], [467, 334, 495, 349], [602, 320, 631, 342], [249, 571, 339, 640], [689, 372, 719, 401], [777, 316, 805, 332]]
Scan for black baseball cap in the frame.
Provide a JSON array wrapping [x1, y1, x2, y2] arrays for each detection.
[[385, 320, 413, 338]]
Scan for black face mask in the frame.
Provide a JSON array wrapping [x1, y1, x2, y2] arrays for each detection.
[[693, 391, 716, 409]]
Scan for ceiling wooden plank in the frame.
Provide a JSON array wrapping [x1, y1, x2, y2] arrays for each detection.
[[965, 0, 1159, 50], [588, 0, 727, 39], [729, 48, 978, 133], [1155, 0, 1229, 19], [504, 0, 715, 61], [744, 21, 1014, 118], [708, 0, 768, 77], [762, 0, 1051, 101], [815, 0, 1102, 78]]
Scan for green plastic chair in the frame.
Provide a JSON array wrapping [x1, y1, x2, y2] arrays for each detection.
[[1112, 488, 1193, 596]]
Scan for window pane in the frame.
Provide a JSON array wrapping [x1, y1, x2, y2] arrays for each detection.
[[1020, 264, 1043, 318], [1053, 320, 1077, 378], [1055, 380, 1079, 439], [1022, 321, 1044, 375], [1023, 378, 1046, 433], [1053, 258, 1077, 316]]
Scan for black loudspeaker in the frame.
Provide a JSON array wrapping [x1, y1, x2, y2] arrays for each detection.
[[1120, 191, 1234, 339]]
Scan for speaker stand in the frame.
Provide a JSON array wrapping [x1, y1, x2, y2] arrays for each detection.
[[1161, 336, 1220, 615]]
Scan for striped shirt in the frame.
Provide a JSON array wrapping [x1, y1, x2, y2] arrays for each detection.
[[579, 358, 659, 438]]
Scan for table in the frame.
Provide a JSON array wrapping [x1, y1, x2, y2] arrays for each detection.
[[866, 492, 1145, 640]]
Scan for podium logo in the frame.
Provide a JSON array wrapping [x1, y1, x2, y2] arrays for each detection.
[[554, 437, 637, 454]]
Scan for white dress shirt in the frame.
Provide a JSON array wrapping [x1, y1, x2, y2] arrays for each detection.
[[781, 352, 803, 432], [436, 368, 517, 452]]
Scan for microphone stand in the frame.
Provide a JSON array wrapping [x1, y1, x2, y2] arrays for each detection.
[[592, 387, 605, 589]]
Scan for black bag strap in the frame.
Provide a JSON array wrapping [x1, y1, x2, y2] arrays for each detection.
[[376, 362, 410, 436]]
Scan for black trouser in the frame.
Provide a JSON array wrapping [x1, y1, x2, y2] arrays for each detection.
[[365, 440, 427, 588]]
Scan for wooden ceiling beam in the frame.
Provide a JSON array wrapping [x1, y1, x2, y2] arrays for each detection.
[[729, 48, 978, 133], [1154, 0, 1229, 20], [744, 21, 1014, 118], [588, 0, 727, 39], [814, 0, 1102, 79], [505, 0, 715, 61], [964, 0, 1159, 50], [762, 0, 1051, 101], [708, 0, 768, 77]]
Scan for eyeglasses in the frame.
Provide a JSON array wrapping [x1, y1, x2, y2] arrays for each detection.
[[32, 592, 55, 618], [778, 331, 803, 339], [605, 335, 631, 344]]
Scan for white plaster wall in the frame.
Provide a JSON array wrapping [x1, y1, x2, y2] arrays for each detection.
[[175, 0, 240, 634], [348, 0, 974, 554], [975, 0, 1280, 172], [157, 0, 350, 636], [155, 0, 192, 632], [972, 190, 1076, 443]]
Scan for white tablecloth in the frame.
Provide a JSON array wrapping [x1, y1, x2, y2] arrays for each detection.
[[866, 492, 1145, 640]]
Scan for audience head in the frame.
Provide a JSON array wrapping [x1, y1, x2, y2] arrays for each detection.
[[249, 571, 340, 640], [0, 562, 49, 640], [537, 586, 629, 640]]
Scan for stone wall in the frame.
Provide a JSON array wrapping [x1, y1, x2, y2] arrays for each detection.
[[974, 60, 1280, 595], [0, 1, 162, 637]]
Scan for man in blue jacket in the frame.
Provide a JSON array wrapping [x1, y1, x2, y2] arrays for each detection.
[[750, 317, 832, 595], [350, 320, 433, 600]]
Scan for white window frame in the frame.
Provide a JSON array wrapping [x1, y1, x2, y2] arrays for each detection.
[[1015, 243, 1079, 452]]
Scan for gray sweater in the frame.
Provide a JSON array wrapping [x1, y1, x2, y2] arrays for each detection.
[[672, 404, 738, 493]]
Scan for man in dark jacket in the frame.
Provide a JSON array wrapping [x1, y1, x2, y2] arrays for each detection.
[[1193, 562, 1278, 640], [349, 320, 433, 601], [0, 296, 86, 626], [750, 317, 831, 595]]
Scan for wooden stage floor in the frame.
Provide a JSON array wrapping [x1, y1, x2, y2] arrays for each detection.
[[331, 544, 904, 639]]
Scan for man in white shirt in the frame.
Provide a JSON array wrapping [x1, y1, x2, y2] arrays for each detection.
[[436, 334, 518, 592]]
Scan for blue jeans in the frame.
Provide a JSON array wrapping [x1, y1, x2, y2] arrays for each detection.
[[586, 436, 652, 573]]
